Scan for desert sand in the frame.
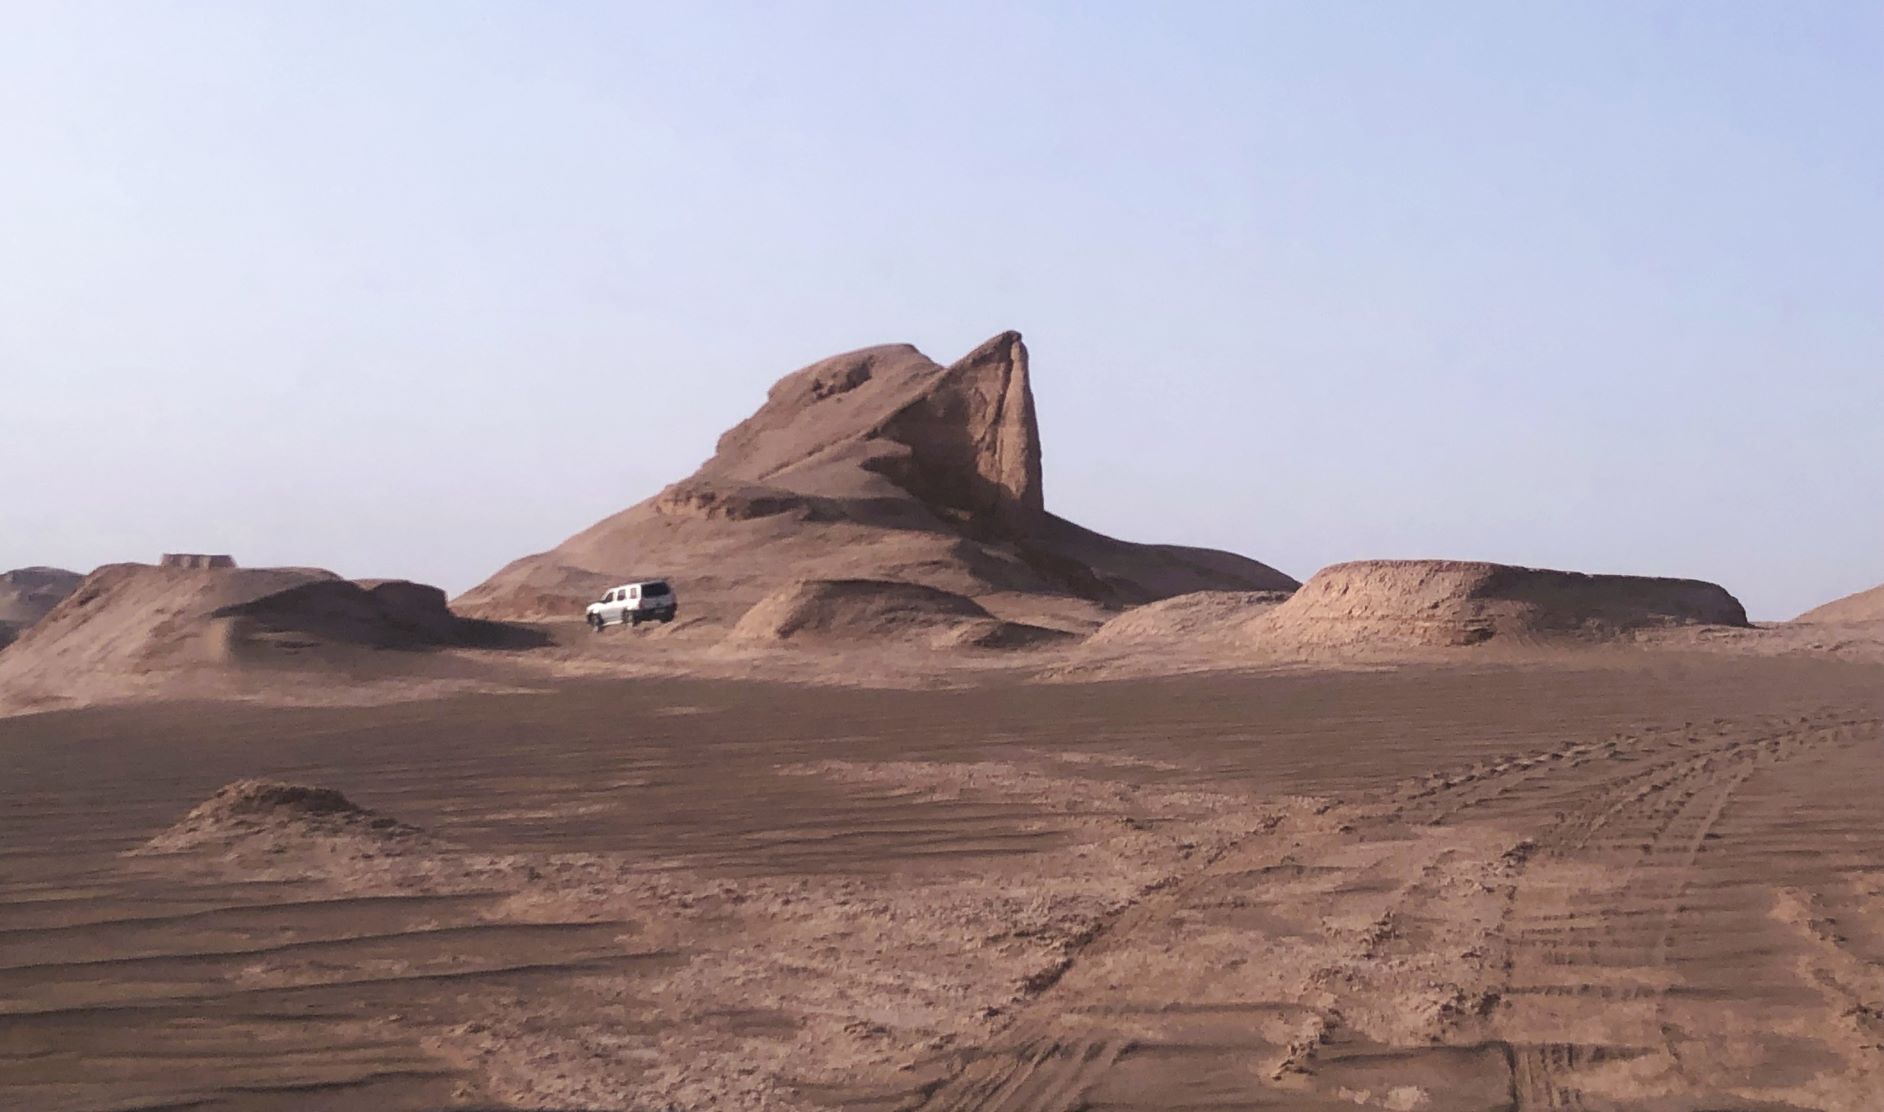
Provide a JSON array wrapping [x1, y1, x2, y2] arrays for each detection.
[[4, 335, 1883, 1111], [5, 657, 1884, 1111]]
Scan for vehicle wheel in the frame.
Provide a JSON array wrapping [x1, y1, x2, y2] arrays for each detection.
[[630, 613, 642, 627], [660, 614, 674, 623]]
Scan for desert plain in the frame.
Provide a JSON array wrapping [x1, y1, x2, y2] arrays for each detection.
[[5, 334, 1884, 1111]]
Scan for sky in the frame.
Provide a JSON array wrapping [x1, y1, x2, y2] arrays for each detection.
[[2, 2, 1879, 620]]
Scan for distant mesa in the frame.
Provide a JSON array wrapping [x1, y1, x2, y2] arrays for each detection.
[[0, 566, 84, 650], [727, 578, 1074, 651], [1791, 582, 1884, 625], [1250, 559, 1750, 650], [456, 331, 1297, 623], [161, 553, 236, 570]]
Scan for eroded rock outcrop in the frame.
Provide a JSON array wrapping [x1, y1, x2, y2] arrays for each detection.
[[1250, 560, 1750, 649], [0, 563, 543, 711], [458, 332, 1294, 620], [702, 333, 1041, 528]]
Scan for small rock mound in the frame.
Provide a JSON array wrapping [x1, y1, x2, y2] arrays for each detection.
[[1083, 590, 1295, 652], [213, 577, 466, 648], [1792, 582, 1884, 625], [931, 618, 1079, 651], [1251, 560, 1749, 650], [728, 578, 1067, 650], [141, 779, 424, 855]]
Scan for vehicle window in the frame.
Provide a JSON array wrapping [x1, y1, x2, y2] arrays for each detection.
[[627, 586, 639, 599], [641, 581, 671, 597]]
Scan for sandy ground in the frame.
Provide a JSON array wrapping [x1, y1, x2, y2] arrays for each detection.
[[4, 651, 1884, 1111]]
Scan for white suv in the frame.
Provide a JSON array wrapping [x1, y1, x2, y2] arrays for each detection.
[[586, 580, 678, 630]]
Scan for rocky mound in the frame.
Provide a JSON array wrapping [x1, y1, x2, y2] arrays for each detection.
[[1250, 560, 1750, 650], [0, 563, 542, 711], [0, 566, 83, 649], [457, 332, 1296, 622], [140, 779, 425, 856], [1081, 590, 1296, 652], [1792, 582, 1884, 625], [212, 577, 470, 648], [727, 579, 1072, 651]]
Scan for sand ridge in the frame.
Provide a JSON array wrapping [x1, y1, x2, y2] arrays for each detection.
[[1082, 589, 1294, 651], [1794, 580, 1884, 625]]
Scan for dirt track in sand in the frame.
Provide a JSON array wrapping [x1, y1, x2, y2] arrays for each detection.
[[3, 655, 1883, 1110]]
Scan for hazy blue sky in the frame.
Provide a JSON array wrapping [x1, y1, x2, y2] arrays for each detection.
[[4, 3, 1879, 619]]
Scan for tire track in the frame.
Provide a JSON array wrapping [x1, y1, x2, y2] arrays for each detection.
[[1492, 716, 1869, 1108], [903, 711, 1881, 1111]]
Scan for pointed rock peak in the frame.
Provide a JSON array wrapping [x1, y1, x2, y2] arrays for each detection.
[[930, 330, 1042, 522], [949, 330, 1026, 368], [856, 330, 1043, 531]]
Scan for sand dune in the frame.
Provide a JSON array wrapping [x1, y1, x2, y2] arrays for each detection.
[[1082, 589, 1294, 651], [726, 578, 1074, 652], [1794, 580, 1884, 625]]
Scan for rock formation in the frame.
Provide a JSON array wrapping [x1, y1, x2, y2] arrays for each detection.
[[0, 563, 540, 711], [1250, 560, 1750, 649], [458, 332, 1296, 621], [0, 566, 83, 649]]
